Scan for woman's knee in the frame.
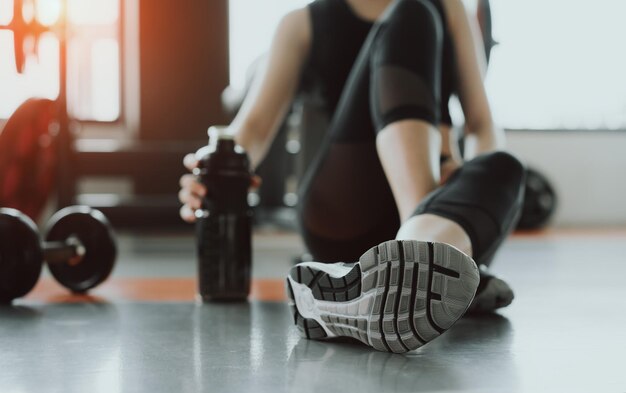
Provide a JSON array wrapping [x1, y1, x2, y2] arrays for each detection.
[[374, 0, 443, 60], [483, 151, 525, 175], [477, 151, 527, 192], [382, 0, 439, 25], [370, 0, 444, 130]]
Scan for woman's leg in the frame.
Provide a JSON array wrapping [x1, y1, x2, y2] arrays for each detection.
[[369, 0, 525, 267], [394, 151, 526, 312], [402, 152, 526, 267], [376, 123, 475, 257], [298, 0, 446, 262], [369, 1, 525, 314], [290, 0, 483, 353]]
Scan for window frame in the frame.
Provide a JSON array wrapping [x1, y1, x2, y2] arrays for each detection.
[[0, 0, 133, 139]]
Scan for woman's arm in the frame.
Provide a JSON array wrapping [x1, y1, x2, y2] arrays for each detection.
[[230, 8, 311, 169], [443, 0, 505, 159], [179, 9, 310, 222]]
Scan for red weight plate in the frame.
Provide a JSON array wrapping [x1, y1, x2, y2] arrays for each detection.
[[0, 98, 58, 221]]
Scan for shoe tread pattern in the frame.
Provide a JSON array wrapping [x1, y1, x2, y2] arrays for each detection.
[[287, 240, 479, 353], [360, 240, 479, 353]]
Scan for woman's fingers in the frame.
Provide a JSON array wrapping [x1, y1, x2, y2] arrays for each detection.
[[179, 204, 197, 223], [180, 152, 263, 224], [183, 153, 199, 172], [250, 175, 262, 189], [180, 153, 204, 223], [178, 187, 203, 209], [440, 159, 461, 185], [179, 174, 207, 197]]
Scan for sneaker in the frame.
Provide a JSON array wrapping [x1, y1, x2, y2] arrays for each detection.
[[467, 267, 514, 313], [286, 240, 480, 353]]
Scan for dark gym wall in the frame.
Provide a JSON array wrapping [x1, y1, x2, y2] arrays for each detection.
[[139, 0, 229, 141]]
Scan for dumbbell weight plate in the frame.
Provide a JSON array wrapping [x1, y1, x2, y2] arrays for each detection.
[[0, 208, 43, 302], [45, 206, 117, 293], [517, 168, 557, 230]]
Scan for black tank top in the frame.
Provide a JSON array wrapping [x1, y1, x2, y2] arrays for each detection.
[[300, 0, 458, 125]]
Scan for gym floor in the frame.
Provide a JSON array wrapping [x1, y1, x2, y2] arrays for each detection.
[[1, 229, 626, 393]]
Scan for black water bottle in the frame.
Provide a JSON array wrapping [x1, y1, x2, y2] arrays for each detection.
[[195, 126, 252, 302]]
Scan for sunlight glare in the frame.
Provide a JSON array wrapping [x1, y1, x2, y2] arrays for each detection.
[[35, 0, 61, 26], [68, 0, 118, 25], [0, 0, 13, 25]]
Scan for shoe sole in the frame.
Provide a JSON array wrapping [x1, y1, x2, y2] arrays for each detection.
[[286, 240, 480, 353]]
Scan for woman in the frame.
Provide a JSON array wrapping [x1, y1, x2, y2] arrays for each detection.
[[179, 0, 525, 353]]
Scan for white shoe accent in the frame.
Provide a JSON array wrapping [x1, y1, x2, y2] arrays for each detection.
[[293, 262, 353, 278]]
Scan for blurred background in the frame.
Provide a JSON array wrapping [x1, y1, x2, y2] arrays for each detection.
[[1, 0, 625, 230]]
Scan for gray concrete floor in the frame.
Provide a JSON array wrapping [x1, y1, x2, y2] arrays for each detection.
[[2, 230, 626, 393]]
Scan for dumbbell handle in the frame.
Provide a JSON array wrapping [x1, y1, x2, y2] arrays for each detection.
[[43, 237, 86, 265]]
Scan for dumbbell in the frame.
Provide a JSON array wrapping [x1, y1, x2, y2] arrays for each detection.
[[0, 206, 117, 303], [516, 168, 558, 230]]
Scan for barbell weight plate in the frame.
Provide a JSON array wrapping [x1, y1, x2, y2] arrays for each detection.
[[44, 206, 117, 293], [516, 168, 557, 230], [0, 208, 43, 302], [0, 98, 58, 221]]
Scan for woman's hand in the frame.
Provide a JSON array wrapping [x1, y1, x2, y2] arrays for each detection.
[[178, 154, 206, 223], [440, 156, 461, 185], [178, 153, 262, 223]]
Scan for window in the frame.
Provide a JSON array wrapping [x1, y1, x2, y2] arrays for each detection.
[[229, 0, 312, 90], [230, 0, 626, 131], [0, 0, 121, 122], [485, 0, 626, 130]]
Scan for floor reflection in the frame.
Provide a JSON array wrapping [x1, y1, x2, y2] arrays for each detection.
[[0, 302, 122, 393], [287, 314, 516, 393]]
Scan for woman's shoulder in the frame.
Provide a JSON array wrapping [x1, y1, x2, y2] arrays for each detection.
[[307, 0, 348, 18], [274, 7, 312, 56], [277, 6, 311, 35]]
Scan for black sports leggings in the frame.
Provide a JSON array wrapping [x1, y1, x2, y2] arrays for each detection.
[[297, 0, 525, 266]]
